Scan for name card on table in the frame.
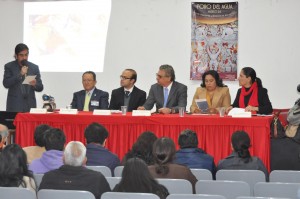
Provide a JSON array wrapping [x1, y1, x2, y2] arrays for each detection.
[[59, 108, 78, 114], [228, 108, 251, 118], [93, 110, 111, 115], [30, 108, 47, 114], [132, 110, 151, 116], [231, 112, 251, 118]]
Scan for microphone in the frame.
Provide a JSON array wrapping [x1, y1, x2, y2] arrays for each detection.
[[297, 84, 300, 92], [21, 59, 28, 66]]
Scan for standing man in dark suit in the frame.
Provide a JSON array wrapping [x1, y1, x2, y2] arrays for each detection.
[[109, 69, 146, 112], [138, 64, 187, 114], [3, 43, 44, 112], [71, 71, 109, 111]]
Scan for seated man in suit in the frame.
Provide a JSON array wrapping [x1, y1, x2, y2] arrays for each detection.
[[138, 64, 187, 114], [39, 141, 111, 199], [71, 71, 109, 111], [109, 69, 146, 112]]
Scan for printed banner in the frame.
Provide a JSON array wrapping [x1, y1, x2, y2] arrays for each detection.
[[190, 2, 238, 81]]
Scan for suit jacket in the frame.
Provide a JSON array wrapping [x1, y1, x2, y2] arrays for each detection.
[[143, 81, 187, 113], [3, 60, 44, 112], [109, 86, 146, 112], [71, 88, 109, 111], [190, 87, 231, 113]]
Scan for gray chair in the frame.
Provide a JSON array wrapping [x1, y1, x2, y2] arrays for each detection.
[[270, 170, 300, 183], [86, 165, 112, 177], [191, 169, 213, 180], [254, 182, 300, 199], [156, 178, 193, 194], [167, 193, 226, 199], [114, 166, 124, 177], [216, 170, 266, 196], [101, 192, 160, 199], [33, 173, 44, 189], [236, 197, 290, 199], [106, 177, 122, 190], [38, 189, 95, 199], [196, 180, 251, 199], [0, 187, 36, 199]]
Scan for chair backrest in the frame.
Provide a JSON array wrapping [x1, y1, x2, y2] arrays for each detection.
[[106, 177, 122, 190], [236, 197, 290, 199], [254, 182, 300, 199], [196, 180, 251, 199], [191, 169, 213, 180], [101, 192, 160, 199], [86, 166, 112, 177], [38, 189, 95, 199], [114, 166, 124, 177], [33, 173, 44, 189], [156, 178, 193, 194], [270, 170, 300, 183], [216, 170, 266, 196], [0, 187, 36, 199], [166, 193, 226, 199]]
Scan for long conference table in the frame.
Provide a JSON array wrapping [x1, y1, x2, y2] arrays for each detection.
[[14, 112, 273, 170]]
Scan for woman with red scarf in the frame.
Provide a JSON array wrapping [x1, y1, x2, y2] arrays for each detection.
[[226, 67, 273, 115]]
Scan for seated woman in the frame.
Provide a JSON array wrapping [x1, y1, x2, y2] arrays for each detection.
[[122, 131, 157, 165], [216, 130, 269, 181], [190, 70, 231, 114], [148, 137, 197, 193], [113, 158, 169, 199], [226, 67, 273, 114], [0, 144, 36, 192]]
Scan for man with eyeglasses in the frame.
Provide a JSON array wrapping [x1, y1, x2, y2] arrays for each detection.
[[71, 71, 109, 111], [138, 64, 187, 114], [109, 69, 146, 111]]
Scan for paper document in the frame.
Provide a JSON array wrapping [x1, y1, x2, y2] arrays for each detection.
[[22, 75, 36, 84], [228, 108, 251, 117]]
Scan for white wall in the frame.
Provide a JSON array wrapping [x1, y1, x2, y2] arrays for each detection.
[[0, 0, 299, 111]]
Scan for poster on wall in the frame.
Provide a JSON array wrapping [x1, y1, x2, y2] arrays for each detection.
[[190, 2, 238, 81]]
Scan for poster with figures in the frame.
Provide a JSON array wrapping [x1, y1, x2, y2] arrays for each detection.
[[191, 2, 238, 80]]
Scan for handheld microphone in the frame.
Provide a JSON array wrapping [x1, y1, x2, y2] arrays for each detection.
[[21, 59, 28, 66]]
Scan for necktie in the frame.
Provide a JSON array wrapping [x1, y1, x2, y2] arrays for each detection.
[[125, 91, 130, 97], [163, 87, 168, 107], [83, 92, 91, 111]]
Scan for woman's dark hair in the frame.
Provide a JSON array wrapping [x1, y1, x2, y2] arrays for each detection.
[[114, 158, 168, 198], [201, 70, 226, 88], [0, 144, 34, 188], [241, 67, 263, 88], [123, 131, 157, 165], [152, 137, 176, 175], [34, 124, 52, 147], [231, 130, 252, 163]]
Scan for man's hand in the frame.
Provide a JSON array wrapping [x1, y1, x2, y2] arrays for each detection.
[[20, 66, 28, 76], [137, 106, 145, 110], [158, 107, 171, 114]]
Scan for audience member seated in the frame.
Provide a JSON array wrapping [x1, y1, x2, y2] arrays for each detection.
[[23, 124, 52, 164], [122, 131, 157, 165], [226, 67, 273, 115], [148, 137, 197, 193], [29, 128, 66, 174], [190, 70, 231, 114], [39, 141, 111, 198], [0, 124, 9, 152], [217, 130, 269, 181], [174, 129, 215, 175], [114, 157, 169, 199], [84, 122, 120, 174], [0, 144, 36, 192]]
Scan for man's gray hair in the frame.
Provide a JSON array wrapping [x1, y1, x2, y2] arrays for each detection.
[[0, 124, 9, 140], [159, 64, 175, 81], [64, 141, 86, 166]]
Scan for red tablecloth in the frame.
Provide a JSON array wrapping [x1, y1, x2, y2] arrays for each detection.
[[14, 112, 273, 170]]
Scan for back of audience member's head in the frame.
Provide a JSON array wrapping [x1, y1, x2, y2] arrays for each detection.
[[117, 158, 163, 193], [131, 131, 157, 165], [63, 141, 86, 167], [178, 129, 198, 149], [152, 137, 176, 175], [44, 128, 66, 151], [0, 124, 9, 150], [231, 130, 252, 163], [0, 144, 33, 187], [34, 124, 52, 147], [84, 122, 108, 145]]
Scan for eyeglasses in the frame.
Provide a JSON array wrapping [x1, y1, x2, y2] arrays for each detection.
[[156, 73, 168, 79], [120, 76, 132, 80]]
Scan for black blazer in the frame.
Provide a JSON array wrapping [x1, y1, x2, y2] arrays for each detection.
[[71, 88, 109, 111], [109, 86, 146, 112]]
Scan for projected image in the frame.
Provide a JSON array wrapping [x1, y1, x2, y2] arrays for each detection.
[[24, 0, 111, 72]]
